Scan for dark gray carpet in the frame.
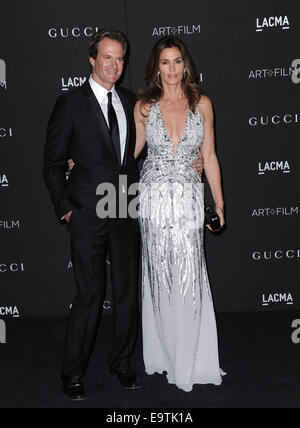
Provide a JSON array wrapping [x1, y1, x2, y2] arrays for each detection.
[[1, 311, 300, 408]]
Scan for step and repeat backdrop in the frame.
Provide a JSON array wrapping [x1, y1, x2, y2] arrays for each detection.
[[0, 0, 299, 317]]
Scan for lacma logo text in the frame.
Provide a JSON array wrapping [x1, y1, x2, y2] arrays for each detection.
[[0, 174, 9, 188], [262, 293, 293, 306], [61, 77, 87, 91], [256, 16, 290, 32], [0, 307, 20, 318], [258, 161, 290, 175]]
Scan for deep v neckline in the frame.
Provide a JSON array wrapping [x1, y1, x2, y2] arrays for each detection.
[[158, 101, 190, 155]]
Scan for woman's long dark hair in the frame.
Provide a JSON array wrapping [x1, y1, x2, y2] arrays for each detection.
[[139, 37, 204, 114]]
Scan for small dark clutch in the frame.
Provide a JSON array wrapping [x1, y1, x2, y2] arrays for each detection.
[[205, 206, 221, 231]]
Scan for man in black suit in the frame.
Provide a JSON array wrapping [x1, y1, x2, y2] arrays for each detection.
[[44, 30, 141, 401]]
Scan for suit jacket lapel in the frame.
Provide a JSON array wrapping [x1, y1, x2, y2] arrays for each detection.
[[83, 82, 120, 165], [116, 88, 132, 168]]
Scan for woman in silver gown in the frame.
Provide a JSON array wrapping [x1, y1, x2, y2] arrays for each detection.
[[134, 37, 226, 392]]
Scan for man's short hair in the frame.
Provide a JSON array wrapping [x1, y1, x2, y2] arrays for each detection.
[[89, 29, 129, 60]]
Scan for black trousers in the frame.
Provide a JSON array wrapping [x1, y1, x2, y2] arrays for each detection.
[[61, 208, 140, 378]]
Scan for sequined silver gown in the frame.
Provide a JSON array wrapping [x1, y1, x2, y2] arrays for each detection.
[[139, 102, 224, 392]]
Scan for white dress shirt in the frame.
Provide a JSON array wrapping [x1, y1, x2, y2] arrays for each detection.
[[89, 75, 127, 164]]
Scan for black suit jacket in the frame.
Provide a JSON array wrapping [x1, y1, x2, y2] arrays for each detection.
[[43, 81, 139, 222]]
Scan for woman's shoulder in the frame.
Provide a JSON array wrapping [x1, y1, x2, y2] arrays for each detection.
[[198, 94, 212, 108], [197, 95, 214, 121]]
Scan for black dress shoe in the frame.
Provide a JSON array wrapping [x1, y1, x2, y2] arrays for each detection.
[[111, 363, 142, 390], [62, 375, 86, 401]]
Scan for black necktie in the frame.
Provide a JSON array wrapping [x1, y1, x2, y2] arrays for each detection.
[[107, 92, 121, 164]]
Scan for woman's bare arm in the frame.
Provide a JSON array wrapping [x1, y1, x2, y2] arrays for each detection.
[[199, 96, 225, 228]]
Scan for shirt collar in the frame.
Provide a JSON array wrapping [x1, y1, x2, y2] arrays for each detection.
[[89, 75, 117, 103]]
